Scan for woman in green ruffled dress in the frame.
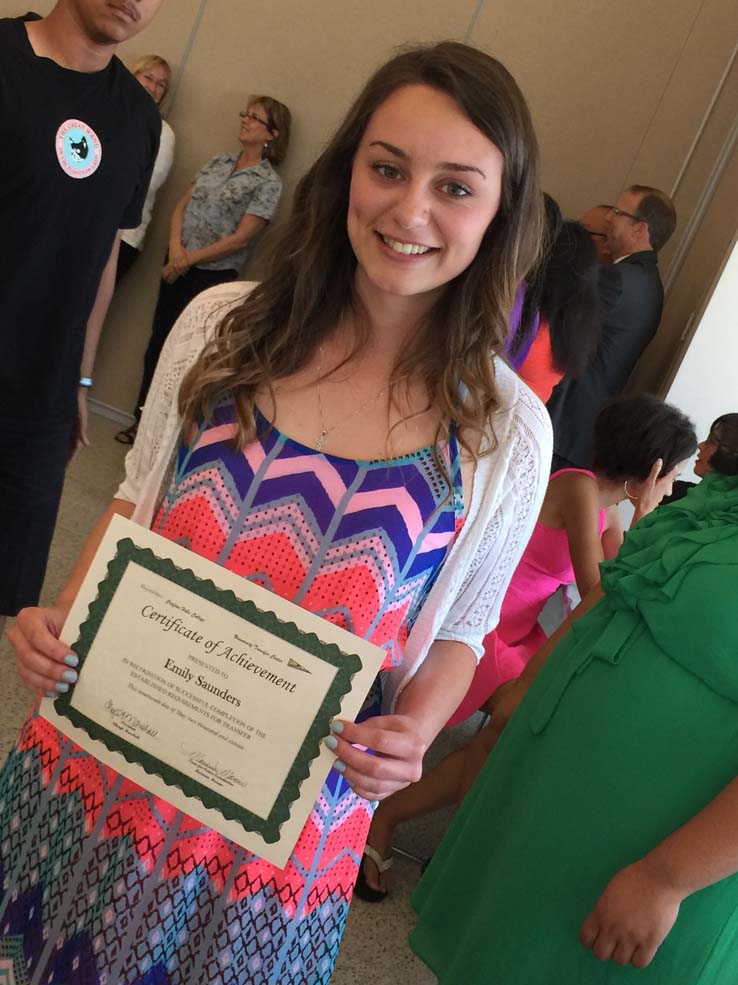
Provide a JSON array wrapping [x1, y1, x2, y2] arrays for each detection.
[[411, 416, 738, 984]]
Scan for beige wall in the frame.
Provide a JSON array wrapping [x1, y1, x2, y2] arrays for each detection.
[[5, 0, 738, 416]]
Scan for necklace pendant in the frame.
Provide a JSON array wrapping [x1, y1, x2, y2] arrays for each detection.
[[315, 430, 328, 451]]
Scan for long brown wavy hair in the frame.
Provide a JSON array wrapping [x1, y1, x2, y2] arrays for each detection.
[[180, 41, 544, 462]]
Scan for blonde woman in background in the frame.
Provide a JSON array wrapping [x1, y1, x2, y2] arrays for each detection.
[[116, 54, 176, 283]]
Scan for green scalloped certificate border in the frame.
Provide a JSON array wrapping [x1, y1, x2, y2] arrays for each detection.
[[55, 537, 362, 844]]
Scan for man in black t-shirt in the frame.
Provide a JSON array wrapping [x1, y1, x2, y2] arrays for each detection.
[[0, 0, 164, 625]]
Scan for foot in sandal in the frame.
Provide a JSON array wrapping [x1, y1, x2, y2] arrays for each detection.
[[354, 807, 396, 902], [114, 423, 138, 445]]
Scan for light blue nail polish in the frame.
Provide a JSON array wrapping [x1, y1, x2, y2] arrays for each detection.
[[324, 735, 338, 751], [64, 653, 79, 668], [334, 760, 346, 773], [62, 669, 78, 684], [45, 690, 57, 699], [330, 720, 344, 734], [55, 681, 70, 694]]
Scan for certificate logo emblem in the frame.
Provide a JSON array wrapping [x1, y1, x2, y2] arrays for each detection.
[[55, 119, 102, 179]]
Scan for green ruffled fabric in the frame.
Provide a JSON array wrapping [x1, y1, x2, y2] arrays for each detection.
[[598, 473, 738, 701]]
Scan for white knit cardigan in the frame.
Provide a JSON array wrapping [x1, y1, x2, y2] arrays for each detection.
[[116, 283, 553, 710]]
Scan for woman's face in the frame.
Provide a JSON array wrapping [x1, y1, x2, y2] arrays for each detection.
[[694, 434, 718, 478], [135, 65, 169, 106], [239, 102, 273, 149], [347, 84, 504, 308]]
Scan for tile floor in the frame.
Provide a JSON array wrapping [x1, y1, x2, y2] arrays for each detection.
[[0, 412, 483, 985]]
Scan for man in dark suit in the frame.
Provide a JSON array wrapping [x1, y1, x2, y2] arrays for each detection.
[[547, 185, 677, 469]]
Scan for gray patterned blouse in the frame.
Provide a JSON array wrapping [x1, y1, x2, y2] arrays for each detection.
[[181, 154, 282, 272]]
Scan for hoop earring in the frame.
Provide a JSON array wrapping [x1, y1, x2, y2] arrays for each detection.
[[623, 480, 639, 502]]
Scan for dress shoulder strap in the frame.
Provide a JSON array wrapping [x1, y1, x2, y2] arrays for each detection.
[[550, 466, 596, 482]]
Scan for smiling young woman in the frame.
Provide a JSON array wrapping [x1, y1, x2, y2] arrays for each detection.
[[6, 41, 550, 985]]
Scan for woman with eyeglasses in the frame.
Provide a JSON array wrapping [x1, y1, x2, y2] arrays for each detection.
[[116, 96, 291, 444], [116, 54, 176, 284]]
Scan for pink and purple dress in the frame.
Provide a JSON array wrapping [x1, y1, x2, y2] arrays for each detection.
[[447, 467, 604, 726], [0, 403, 463, 985]]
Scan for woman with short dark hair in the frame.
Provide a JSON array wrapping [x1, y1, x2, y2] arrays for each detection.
[[663, 411, 738, 503]]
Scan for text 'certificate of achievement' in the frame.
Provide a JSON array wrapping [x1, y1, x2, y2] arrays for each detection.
[[41, 514, 386, 868]]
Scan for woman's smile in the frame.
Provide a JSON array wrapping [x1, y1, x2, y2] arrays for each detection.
[[348, 83, 504, 307]]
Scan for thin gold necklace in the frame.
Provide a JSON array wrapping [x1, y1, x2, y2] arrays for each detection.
[[315, 350, 389, 451]]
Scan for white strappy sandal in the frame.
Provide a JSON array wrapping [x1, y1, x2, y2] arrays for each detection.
[[354, 844, 394, 903]]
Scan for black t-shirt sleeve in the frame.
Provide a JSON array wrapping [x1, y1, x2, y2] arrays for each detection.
[[120, 106, 161, 229]]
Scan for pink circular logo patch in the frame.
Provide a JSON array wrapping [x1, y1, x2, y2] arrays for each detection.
[[55, 119, 102, 179]]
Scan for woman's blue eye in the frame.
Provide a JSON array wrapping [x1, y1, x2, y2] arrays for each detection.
[[442, 182, 471, 198], [373, 163, 402, 180]]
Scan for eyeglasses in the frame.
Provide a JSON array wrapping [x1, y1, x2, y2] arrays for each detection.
[[610, 206, 647, 224], [241, 110, 273, 131]]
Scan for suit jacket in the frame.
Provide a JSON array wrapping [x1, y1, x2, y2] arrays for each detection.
[[546, 250, 663, 467]]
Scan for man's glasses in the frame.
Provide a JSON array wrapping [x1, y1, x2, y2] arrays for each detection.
[[241, 111, 274, 132], [611, 206, 647, 224]]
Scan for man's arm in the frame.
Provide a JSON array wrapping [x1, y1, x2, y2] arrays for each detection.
[[76, 232, 122, 449]]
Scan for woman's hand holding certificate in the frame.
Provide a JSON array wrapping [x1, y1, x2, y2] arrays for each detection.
[[36, 514, 386, 868], [325, 716, 425, 801], [9, 604, 77, 696]]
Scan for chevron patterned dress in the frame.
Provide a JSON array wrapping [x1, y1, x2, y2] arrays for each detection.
[[0, 403, 463, 985]]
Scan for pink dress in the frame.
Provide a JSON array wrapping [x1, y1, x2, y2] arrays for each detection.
[[447, 468, 605, 725]]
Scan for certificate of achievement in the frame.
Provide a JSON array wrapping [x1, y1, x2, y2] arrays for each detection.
[[41, 514, 386, 868]]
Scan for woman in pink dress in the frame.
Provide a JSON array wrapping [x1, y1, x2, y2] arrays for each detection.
[[357, 393, 697, 901]]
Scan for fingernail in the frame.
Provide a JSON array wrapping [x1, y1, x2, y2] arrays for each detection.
[[334, 760, 346, 773], [329, 720, 344, 734], [55, 681, 70, 694], [45, 690, 57, 699], [324, 735, 338, 751], [62, 669, 78, 684], [64, 654, 79, 668]]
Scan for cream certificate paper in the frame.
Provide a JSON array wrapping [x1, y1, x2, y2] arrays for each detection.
[[41, 514, 386, 868]]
